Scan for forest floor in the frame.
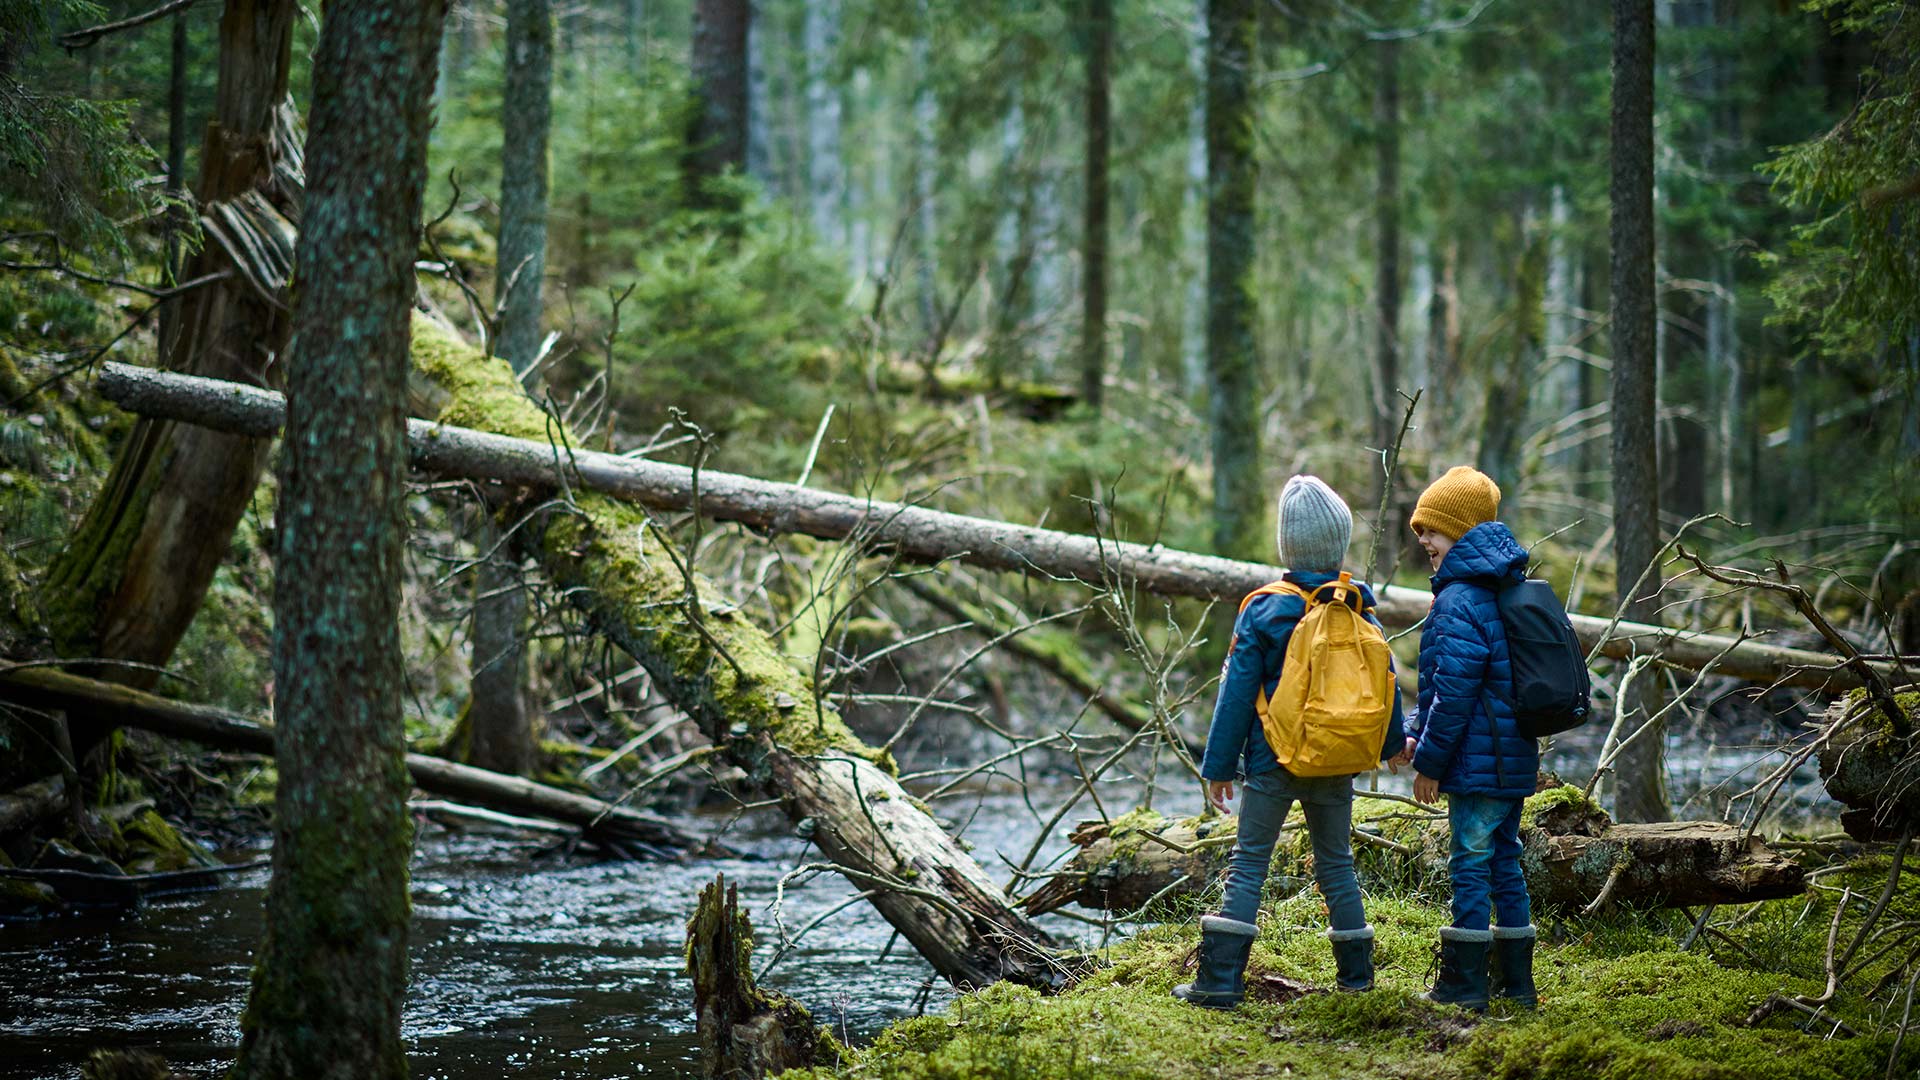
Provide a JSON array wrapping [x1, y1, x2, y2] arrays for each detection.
[[786, 828, 1917, 1080]]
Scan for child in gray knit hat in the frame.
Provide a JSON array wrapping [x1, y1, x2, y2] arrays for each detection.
[[1175, 475, 1409, 1007]]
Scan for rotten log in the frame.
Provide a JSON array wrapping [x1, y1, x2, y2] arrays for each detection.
[[0, 774, 67, 836], [0, 668, 696, 854], [686, 873, 829, 1080], [93, 359, 1894, 695], [1816, 694, 1920, 841], [1023, 793, 1805, 916]]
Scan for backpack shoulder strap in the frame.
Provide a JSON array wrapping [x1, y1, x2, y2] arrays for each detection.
[[1238, 579, 1308, 616]]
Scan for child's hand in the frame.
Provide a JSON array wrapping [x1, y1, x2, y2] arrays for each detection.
[[1385, 748, 1413, 774], [1413, 773, 1441, 806], [1206, 780, 1235, 813]]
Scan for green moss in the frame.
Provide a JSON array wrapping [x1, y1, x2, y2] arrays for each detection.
[[1520, 784, 1606, 831], [783, 890, 1911, 1080], [116, 807, 213, 873], [408, 317, 885, 769]]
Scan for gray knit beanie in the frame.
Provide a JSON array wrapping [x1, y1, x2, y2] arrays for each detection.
[[1275, 475, 1353, 573]]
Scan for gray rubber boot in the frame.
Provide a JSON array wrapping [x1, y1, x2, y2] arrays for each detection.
[[1419, 926, 1492, 1011], [1326, 925, 1375, 991], [1489, 924, 1538, 1007], [1173, 915, 1259, 1008]]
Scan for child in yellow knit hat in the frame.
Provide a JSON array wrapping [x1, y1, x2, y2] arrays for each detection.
[[1405, 465, 1539, 1011]]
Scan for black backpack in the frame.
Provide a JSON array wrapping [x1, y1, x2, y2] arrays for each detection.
[[1492, 578, 1593, 738]]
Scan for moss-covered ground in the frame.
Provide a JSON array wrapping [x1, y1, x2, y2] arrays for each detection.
[[785, 831, 1920, 1080]]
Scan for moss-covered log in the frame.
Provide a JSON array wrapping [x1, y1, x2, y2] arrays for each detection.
[[89, 320, 1061, 987], [90, 359, 1893, 696], [686, 873, 831, 1079], [1024, 788, 1804, 915], [0, 774, 67, 836]]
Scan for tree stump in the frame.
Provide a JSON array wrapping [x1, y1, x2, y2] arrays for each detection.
[[686, 873, 829, 1080]]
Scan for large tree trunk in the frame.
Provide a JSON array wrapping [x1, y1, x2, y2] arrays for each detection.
[[1609, 0, 1670, 825], [686, 0, 750, 203], [0, 668, 697, 852], [95, 359, 1898, 696], [1204, 0, 1262, 561], [231, 2, 445, 1077], [1080, 0, 1112, 414], [39, 0, 300, 688]]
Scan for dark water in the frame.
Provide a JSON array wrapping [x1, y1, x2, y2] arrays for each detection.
[[0, 787, 1108, 1080], [0, 709, 1830, 1080]]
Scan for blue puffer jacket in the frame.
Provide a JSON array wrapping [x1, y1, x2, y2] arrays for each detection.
[[1409, 521, 1539, 799], [1201, 571, 1406, 782]]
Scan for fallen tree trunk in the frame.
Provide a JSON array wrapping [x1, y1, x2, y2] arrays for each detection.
[[0, 668, 695, 855], [1023, 791, 1806, 916], [94, 360, 1892, 694]]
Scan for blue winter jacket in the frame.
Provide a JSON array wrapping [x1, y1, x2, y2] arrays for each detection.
[[1408, 521, 1540, 799], [1200, 570, 1407, 782]]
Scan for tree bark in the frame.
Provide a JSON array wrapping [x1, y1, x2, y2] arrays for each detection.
[[39, 0, 300, 689], [231, 2, 445, 1077], [686, 0, 751, 204], [94, 359, 1899, 696], [1371, 38, 1402, 503], [0, 668, 697, 852], [1477, 211, 1545, 487], [1609, 0, 1670, 824], [1204, 0, 1262, 561], [803, 0, 843, 246], [468, 520, 533, 777], [1080, 0, 1112, 414], [497, 0, 553, 378]]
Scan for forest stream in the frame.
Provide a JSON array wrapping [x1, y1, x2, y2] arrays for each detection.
[[0, 716, 1826, 1080]]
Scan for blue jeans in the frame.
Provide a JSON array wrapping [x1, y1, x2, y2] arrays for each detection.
[[1218, 768, 1366, 932], [1448, 794, 1532, 929]]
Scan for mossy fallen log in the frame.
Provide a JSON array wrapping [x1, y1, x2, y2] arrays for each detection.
[[86, 320, 1061, 988], [0, 667, 696, 854], [89, 360, 1895, 695], [1817, 691, 1920, 841], [0, 774, 67, 836], [686, 872, 833, 1079], [1022, 787, 1805, 915]]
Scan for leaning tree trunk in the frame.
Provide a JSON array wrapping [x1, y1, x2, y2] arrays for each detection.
[[40, 0, 300, 689], [1204, 0, 1262, 561], [1609, 0, 1670, 824], [105, 317, 1061, 989], [94, 359, 1896, 696], [231, 2, 446, 1078]]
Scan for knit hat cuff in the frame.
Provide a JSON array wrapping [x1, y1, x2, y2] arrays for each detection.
[[1408, 504, 1474, 541]]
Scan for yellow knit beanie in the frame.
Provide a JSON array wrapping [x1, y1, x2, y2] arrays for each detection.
[[1409, 466, 1501, 541]]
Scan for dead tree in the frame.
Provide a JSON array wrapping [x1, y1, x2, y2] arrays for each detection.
[[40, 0, 302, 688], [687, 873, 830, 1079]]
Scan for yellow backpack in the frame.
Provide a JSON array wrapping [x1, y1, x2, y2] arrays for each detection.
[[1237, 571, 1395, 777]]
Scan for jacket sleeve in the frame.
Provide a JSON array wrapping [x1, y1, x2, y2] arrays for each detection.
[[1366, 609, 1407, 762], [1200, 602, 1272, 781], [1411, 601, 1490, 780]]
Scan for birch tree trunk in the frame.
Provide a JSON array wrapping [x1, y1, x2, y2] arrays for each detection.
[[231, 1, 446, 1076]]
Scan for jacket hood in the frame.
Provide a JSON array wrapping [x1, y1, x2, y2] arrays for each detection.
[[1431, 521, 1528, 590]]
